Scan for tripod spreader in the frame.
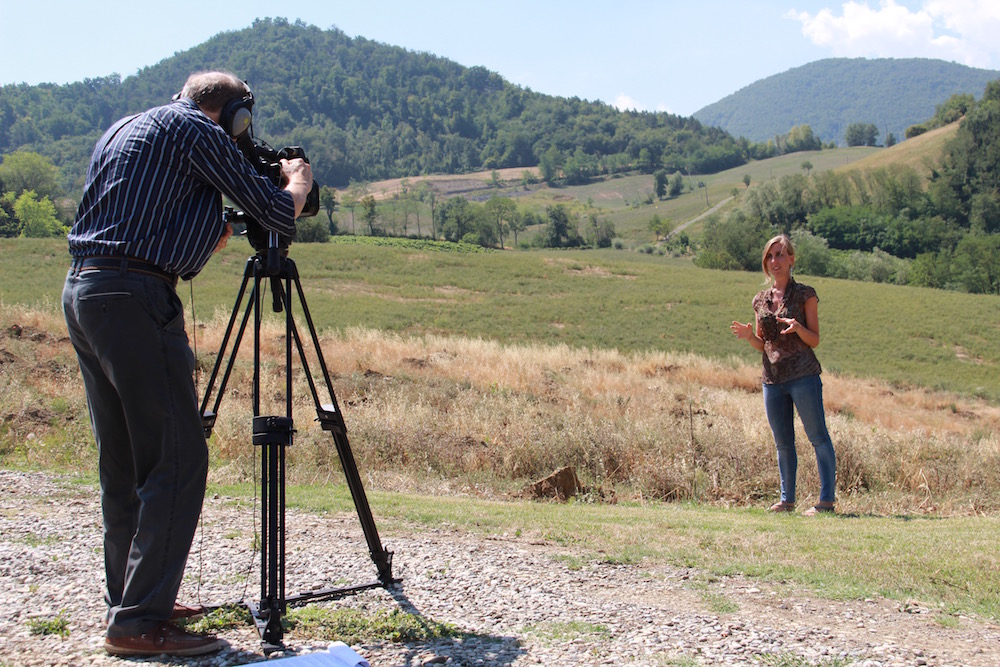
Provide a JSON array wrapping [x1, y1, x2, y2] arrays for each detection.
[[253, 415, 295, 444]]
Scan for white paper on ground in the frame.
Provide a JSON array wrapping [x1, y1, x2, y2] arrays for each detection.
[[266, 641, 371, 666]]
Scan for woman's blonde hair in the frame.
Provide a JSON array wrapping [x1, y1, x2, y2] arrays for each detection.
[[761, 234, 794, 285]]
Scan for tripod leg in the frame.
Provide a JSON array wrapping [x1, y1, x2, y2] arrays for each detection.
[[199, 257, 256, 436], [328, 424, 395, 584], [252, 262, 293, 650], [281, 260, 396, 585]]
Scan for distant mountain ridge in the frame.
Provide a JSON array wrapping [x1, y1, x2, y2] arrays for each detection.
[[693, 58, 1000, 146]]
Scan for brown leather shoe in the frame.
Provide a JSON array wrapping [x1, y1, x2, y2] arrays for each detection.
[[104, 622, 225, 657], [170, 602, 207, 620]]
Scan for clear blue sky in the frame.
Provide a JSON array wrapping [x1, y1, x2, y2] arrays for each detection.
[[3, 0, 999, 117]]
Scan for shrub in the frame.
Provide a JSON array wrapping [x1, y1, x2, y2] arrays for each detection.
[[294, 217, 331, 243]]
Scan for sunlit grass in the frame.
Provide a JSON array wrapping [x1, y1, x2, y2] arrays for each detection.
[[285, 606, 464, 644], [6, 237, 1000, 400]]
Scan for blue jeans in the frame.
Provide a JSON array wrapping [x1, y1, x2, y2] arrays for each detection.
[[63, 265, 208, 636], [763, 374, 837, 504]]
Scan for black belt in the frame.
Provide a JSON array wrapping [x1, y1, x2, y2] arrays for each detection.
[[73, 256, 178, 287]]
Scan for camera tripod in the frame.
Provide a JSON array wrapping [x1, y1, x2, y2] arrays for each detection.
[[199, 242, 396, 650]]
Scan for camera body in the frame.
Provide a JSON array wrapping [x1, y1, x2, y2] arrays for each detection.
[[236, 136, 321, 253]]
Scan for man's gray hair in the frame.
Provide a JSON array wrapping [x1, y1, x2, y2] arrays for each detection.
[[178, 72, 249, 112]]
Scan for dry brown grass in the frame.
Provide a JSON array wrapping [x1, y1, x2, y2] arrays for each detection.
[[4, 302, 1000, 516], [834, 121, 960, 180]]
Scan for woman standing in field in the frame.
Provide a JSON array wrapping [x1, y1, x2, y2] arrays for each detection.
[[730, 234, 837, 515]]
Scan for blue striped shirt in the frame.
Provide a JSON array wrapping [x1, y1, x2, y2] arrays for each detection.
[[68, 98, 296, 279]]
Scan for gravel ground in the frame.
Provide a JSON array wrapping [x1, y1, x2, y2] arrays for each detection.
[[2, 469, 999, 667]]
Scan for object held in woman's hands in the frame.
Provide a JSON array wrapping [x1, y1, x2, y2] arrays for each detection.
[[759, 313, 781, 342]]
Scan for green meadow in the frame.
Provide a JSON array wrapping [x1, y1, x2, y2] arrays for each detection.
[[5, 235, 999, 400]]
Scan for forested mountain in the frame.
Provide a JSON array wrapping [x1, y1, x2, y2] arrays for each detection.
[[0, 17, 747, 194], [693, 58, 1000, 146]]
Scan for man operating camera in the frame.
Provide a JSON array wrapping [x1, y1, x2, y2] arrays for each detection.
[[62, 71, 312, 657]]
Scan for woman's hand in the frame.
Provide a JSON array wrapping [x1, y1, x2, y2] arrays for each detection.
[[781, 297, 821, 348], [730, 320, 754, 340], [732, 319, 765, 352], [777, 316, 799, 335]]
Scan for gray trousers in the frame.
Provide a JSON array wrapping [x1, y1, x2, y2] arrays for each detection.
[[62, 264, 207, 637]]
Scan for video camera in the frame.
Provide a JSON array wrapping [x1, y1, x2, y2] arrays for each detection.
[[232, 134, 321, 254]]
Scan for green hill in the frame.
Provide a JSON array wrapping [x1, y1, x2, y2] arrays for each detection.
[[0, 18, 747, 195], [693, 58, 999, 145]]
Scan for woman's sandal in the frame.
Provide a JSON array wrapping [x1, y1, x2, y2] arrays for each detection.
[[768, 501, 796, 512], [803, 504, 835, 516]]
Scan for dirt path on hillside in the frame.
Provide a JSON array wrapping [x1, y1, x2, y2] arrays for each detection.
[[668, 195, 734, 238]]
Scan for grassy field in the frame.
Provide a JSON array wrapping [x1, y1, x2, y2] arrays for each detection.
[[3, 224, 1000, 625], [5, 236, 1000, 399]]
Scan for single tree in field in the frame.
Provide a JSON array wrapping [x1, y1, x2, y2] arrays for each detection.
[[539, 146, 562, 183], [743, 174, 751, 189], [845, 122, 879, 147], [484, 196, 517, 249], [669, 172, 685, 198], [801, 161, 813, 176], [653, 170, 668, 199], [13, 190, 65, 237], [648, 214, 672, 241], [319, 186, 337, 232], [508, 210, 526, 247], [361, 195, 380, 235]]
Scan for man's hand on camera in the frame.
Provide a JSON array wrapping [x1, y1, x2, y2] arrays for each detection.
[[281, 158, 313, 218], [214, 222, 233, 253]]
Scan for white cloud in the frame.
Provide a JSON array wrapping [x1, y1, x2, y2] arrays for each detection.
[[612, 95, 678, 114], [786, 0, 1000, 68], [613, 94, 643, 111]]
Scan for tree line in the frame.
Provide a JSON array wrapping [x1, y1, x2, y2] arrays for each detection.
[[1, 18, 829, 199], [0, 17, 830, 244]]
